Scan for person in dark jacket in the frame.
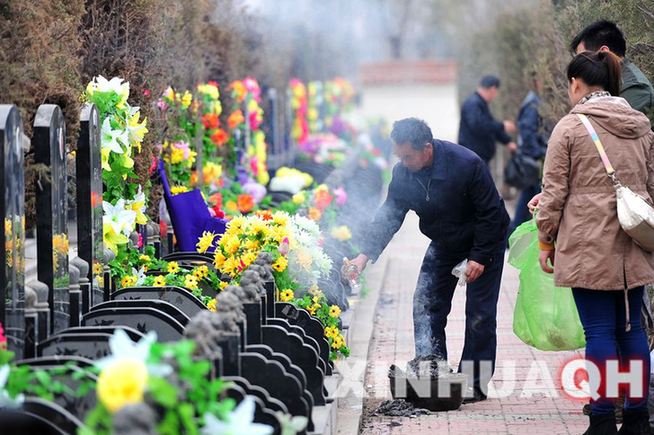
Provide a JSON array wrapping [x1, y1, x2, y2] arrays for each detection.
[[345, 118, 510, 403], [508, 75, 548, 234], [458, 75, 517, 164]]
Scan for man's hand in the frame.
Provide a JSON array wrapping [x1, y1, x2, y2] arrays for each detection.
[[343, 254, 369, 280], [528, 192, 543, 214], [539, 249, 555, 274], [465, 260, 485, 283], [503, 120, 517, 134], [507, 142, 518, 153]]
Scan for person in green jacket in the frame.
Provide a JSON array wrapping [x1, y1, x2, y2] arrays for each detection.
[[570, 20, 654, 123]]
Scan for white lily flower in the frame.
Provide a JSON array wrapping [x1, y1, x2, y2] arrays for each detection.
[[275, 412, 308, 435], [0, 365, 24, 408], [132, 267, 147, 286], [201, 396, 273, 435], [101, 117, 128, 154], [103, 200, 137, 237], [95, 329, 171, 377]]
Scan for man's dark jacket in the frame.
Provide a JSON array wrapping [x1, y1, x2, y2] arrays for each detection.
[[458, 91, 511, 163], [361, 140, 510, 266], [517, 91, 546, 160]]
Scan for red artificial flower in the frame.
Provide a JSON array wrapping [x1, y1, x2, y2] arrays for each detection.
[[209, 192, 223, 209], [202, 113, 220, 130], [212, 206, 225, 219], [143, 89, 151, 98], [210, 129, 229, 146], [207, 80, 219, 87], [255, 210, 273, 221]]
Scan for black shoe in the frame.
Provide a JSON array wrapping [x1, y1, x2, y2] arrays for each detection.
[[617, 409, 649, 434], [462, 387, 487, 404], [584, 413, 618, 435]]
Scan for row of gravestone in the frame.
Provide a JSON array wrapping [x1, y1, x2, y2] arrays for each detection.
[[0, 104, 338, 434]]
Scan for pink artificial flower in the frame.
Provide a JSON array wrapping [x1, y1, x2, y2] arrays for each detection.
[[279, 237, 290, 256], [137, 233, 144, 249], [334, 187, 348, 206], [156, 99, 169, 111], [148, 156, 158, 175]]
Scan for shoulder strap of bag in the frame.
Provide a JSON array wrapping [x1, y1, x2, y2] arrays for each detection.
[[576, 113, 616, 176]]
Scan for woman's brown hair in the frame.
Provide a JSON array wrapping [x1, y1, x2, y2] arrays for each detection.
[[566, 50, 622, 96]]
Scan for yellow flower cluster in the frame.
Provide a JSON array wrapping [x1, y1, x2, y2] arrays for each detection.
[[193, 265, 210, 280], [170, 185, 190, 195], [196, 231, 217, 254], [120, 275, 137, 288], [153, 276, 166, 287], [207, 298, 217, 312], [213, 213, 291, 278]]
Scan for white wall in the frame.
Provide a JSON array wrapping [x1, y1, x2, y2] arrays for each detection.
[[360, 83, 459, 142]]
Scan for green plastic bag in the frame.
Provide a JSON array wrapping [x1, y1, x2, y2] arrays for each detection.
[[508, 219, 586, 351]]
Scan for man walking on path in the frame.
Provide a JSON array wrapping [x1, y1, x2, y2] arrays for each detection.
[[345, 118, 510, 403], [458, 75, 517, 165], [508, 74, 548, 234]]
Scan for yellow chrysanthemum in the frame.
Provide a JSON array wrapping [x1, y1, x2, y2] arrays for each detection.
[[219, 281, 228, 290], [222, 257, 240, 276], [244, 239, 260, 251], [193, 265, 209, 280], [207, 299, 217, 312], [241, 251, 257, 269], [180, 90, 193, 109], [272, 256, 288, 272], [97, 358, 148, 413], [329, 305, 342, 318], [214, 251, 226, 269], [139, 255, 151, 263], [223, 236, 240, 255], [272, 212, 289, 226], [279, 289, 294, 302], [229, 216, 245, 231], [153, 276, 166, 287], [196, 231, 217, 254], [93, 262, 103, 275], [184, 274, 199, 290], [167, 262, 180, 274]]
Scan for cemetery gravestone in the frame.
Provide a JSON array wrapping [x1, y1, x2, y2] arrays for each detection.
[[34, 104, 70, 334], [75, 104, 103, 309], [0, 105, 26, 358]]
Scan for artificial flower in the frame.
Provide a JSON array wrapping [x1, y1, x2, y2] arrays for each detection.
[[324, 326, 338, 339], [201, 397, 273, 435], [101, 117, 128, 154], [275, 412, 308, 435], [127, 188, 148, 225], [121, 275, 137, 288], [330, 226, 352, 241], [210, 129, 229, 146], [97, 358, 148, 413], [331, 334, 345, 350], [196, 231, 218, 254], [279, 289, 295, 303], [87, 75, 130, 108], [272, 256, 288, 272], [202, 113, 220, 130], [214, 251, 226, 269], [292, 192, 306, 205], [127, 107, 148, 151], [171, 185, 190, 195], [334, 187, 348, 206], [167, 262, 180, 274], [184, 274, 199, 290], [228, 110, 245, 129], [153, 276, 166, 287], [207, 299, 217, 312], [237, 194, 255, 213], [329, 305, 342, 318], [219, 281, 228, 290], [308, 207, 322, 222]]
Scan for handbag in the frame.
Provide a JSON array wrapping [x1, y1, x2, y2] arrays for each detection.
[[504, 151, 541, 190], [577, 113, 654, 252]]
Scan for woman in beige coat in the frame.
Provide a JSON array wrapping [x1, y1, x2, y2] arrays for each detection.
[[537, 51, 654, 435]]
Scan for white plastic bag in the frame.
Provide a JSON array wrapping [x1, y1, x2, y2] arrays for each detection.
[[451, 259, 468, 287]]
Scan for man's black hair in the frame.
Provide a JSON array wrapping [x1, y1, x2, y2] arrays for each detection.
[[569, 20, 626, 57], [480, 75, 501, 89], [390, 118, 433, 151]]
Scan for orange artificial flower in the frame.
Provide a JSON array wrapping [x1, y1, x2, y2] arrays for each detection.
[[237, 194, 254, 213], [255, 210, 273, 221], [210, 128, 229, 146], [228, 110, 245, 130], [226, 201, 238, 212], [314, 187, 333, 211], [190, 171, 198, 185], [308, 207, 322, 221], [230, 80, 246, 103], [202, 113, 220, 130]]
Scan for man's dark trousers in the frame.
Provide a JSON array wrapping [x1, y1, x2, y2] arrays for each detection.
[[413, 242, 505, 393]]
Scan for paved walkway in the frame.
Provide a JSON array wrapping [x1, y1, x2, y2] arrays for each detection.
[[355, 212, 589, 434]]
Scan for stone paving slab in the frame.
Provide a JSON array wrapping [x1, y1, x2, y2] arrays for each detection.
[[357, 212, 589, 435]]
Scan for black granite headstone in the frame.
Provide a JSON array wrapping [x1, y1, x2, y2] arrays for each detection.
[[34, 105, 69, 334], [81, 306, 185, 342], [0, 105, 26, 358], [112, 285, 206, 318], [75, 104, 103, 309]]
